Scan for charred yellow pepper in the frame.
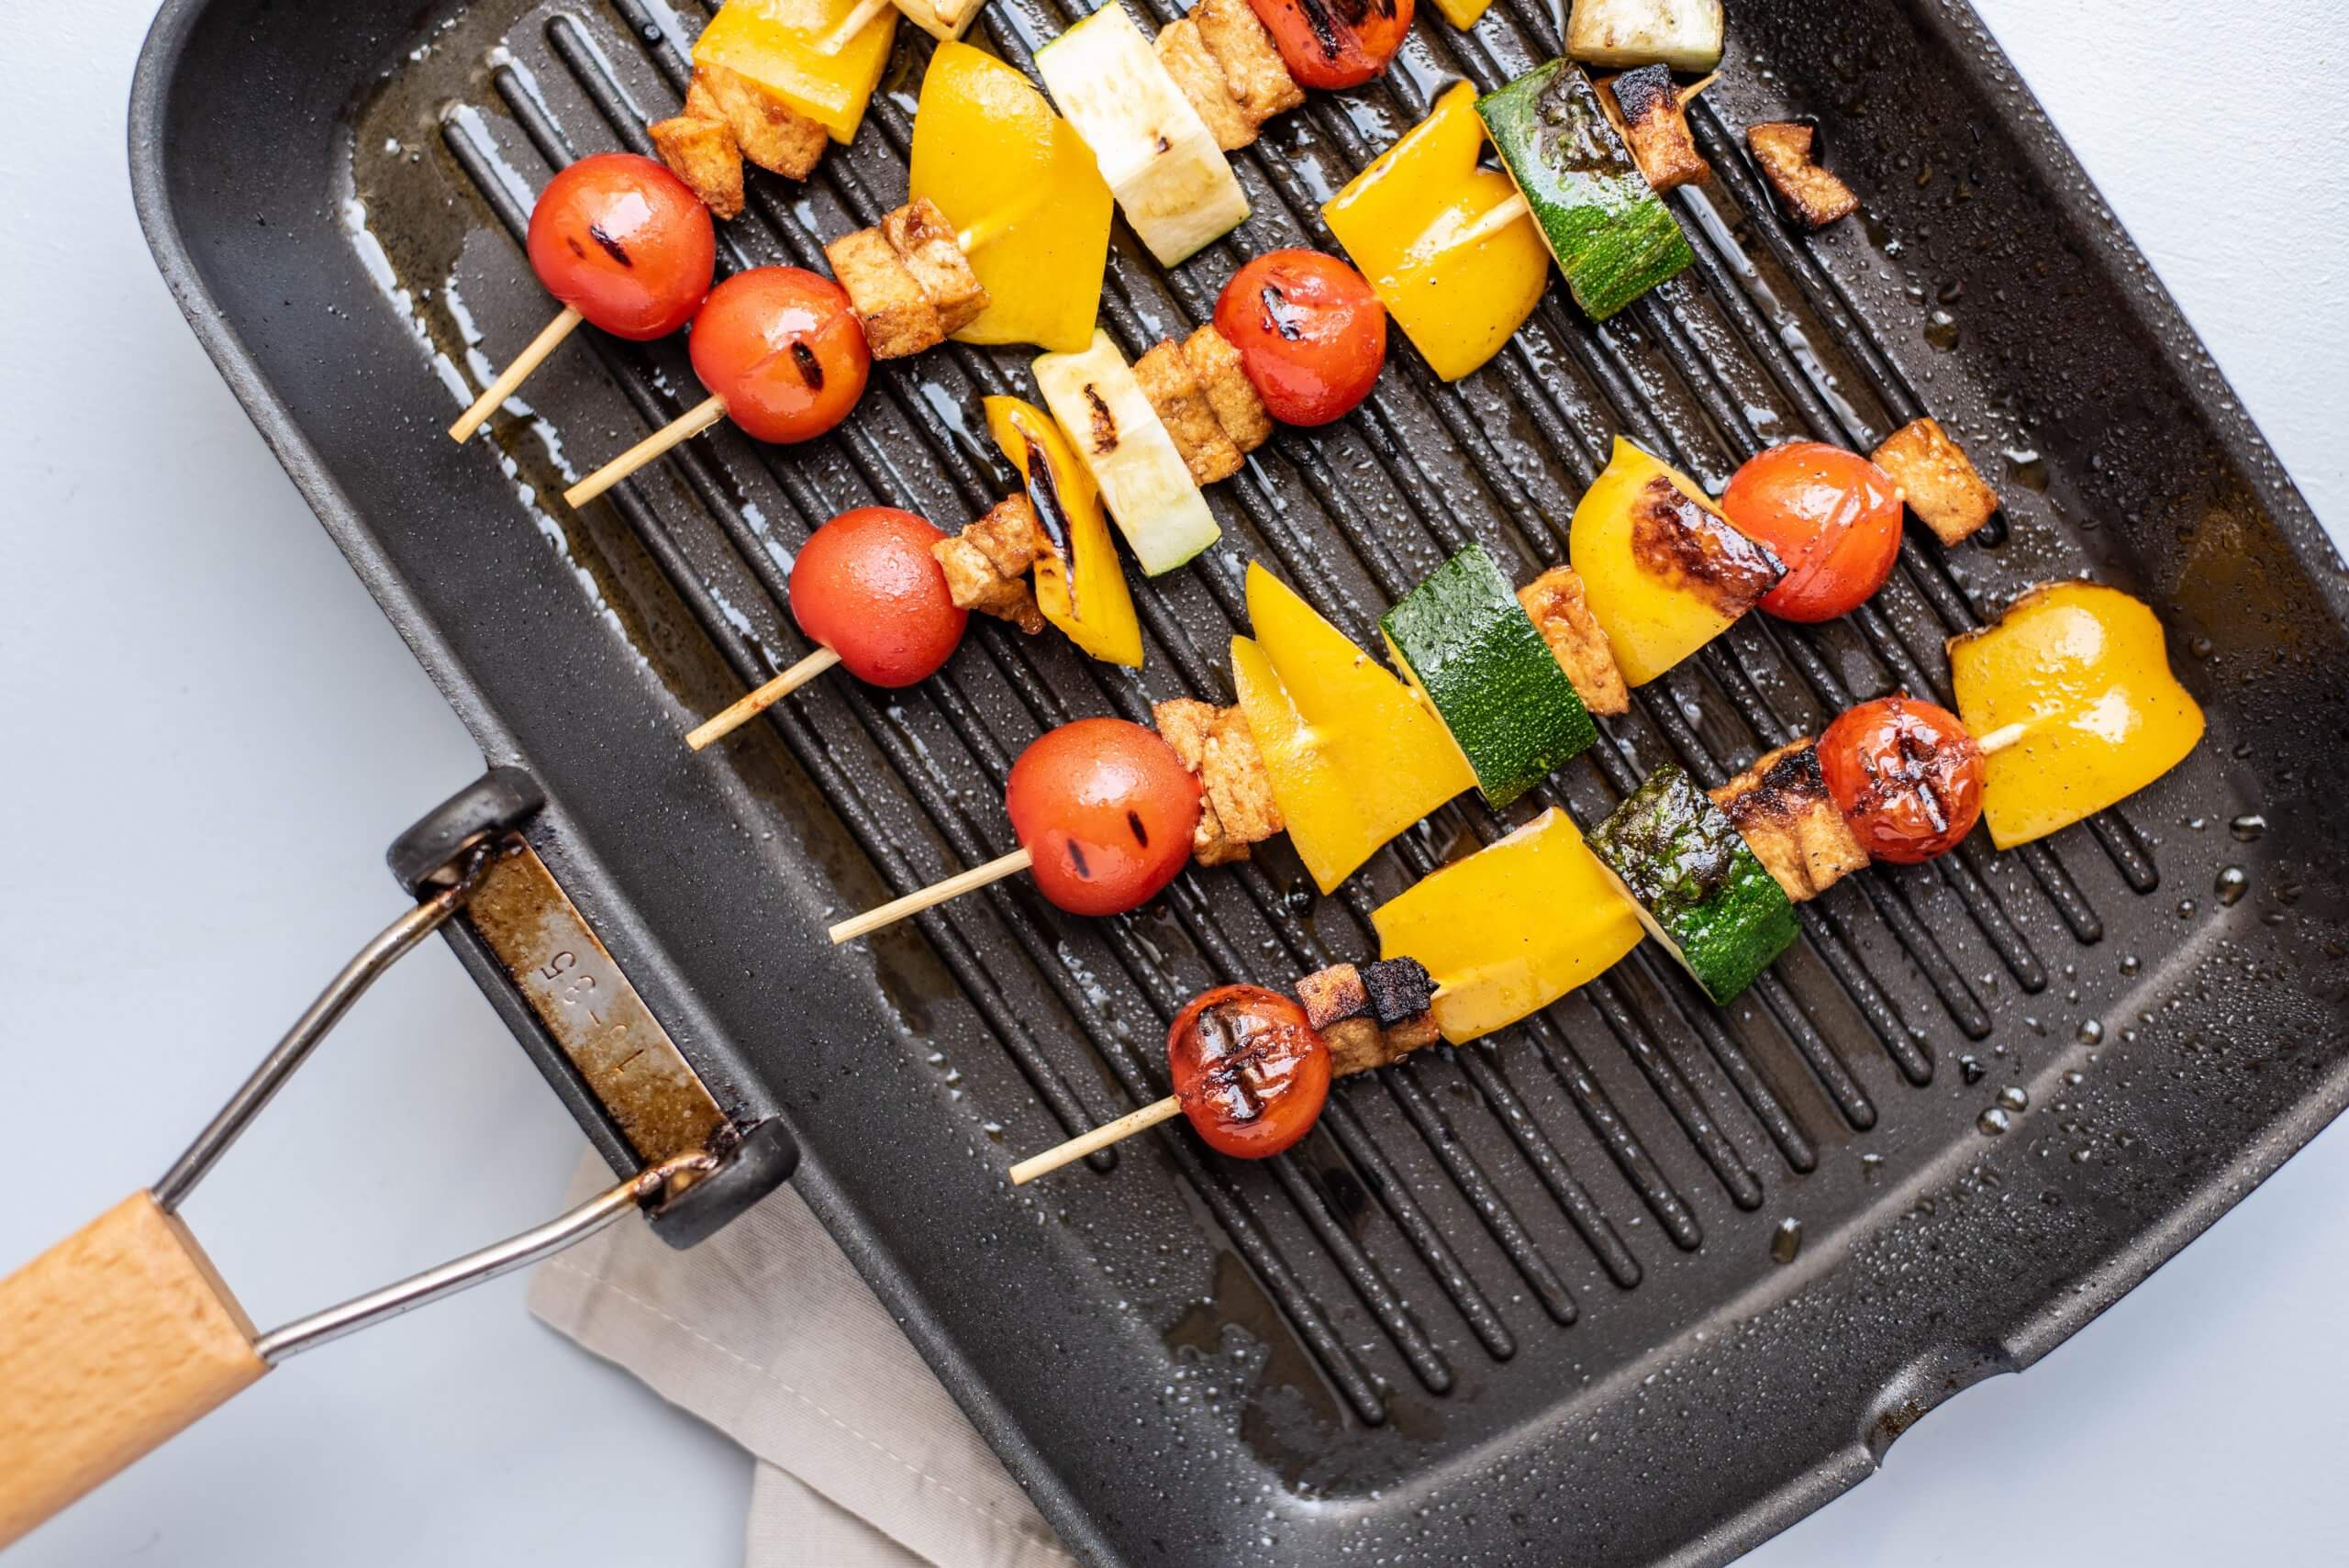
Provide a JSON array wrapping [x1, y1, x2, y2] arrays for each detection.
[[1231, 564, 1475, 893], [1571, 436, 1779, 685], [985, 395, 1142, 667], [1321, 83, 1547, 383], [1948, 582, 2205, 850], [1373, 807, 1642, 1043], [908, 42, 1112, 353], [693, 0, 896, 145]]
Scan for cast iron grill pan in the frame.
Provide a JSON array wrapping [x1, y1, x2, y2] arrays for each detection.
[[130, 0, 2349, 1561]]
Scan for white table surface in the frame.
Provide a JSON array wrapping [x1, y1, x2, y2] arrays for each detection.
[[4, 1, 2344, 1562]]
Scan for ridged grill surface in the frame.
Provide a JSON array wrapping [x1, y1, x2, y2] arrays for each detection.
[[145, 0, 2349, 1557]]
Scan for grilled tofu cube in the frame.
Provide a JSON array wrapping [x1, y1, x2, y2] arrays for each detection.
[[1155, 18, 1258, 151], [1601, 65, 1709, 193], [1181, 325, 1272, 454], [697, 62, 828, 182], [1135, 339, 1245, 484], [1517, 566, 1630, 716], [1295, 957, 1439, 1073], [827, 224, 943, 360], [1191, 0, 1305, 128], [932, 495, 1052, 633], [1873, 417, 1998, 547], [650, 101, 744, 219], [882, 197, 990, 336], [1708, 738, 1870, 901], [1154, 696, 1282, 863], [1746, 121, 1858, 229]]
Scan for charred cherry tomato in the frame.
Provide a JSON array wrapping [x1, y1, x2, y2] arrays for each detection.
[[688, 267, 871, 444], [1720, 441, 1905, 623], [1005, 718, 1200, 917], [1213, 250, 1386, 427], [1245, 0, 1413, 90], [787, 507, 966, 686], [1819, 695, 1985, 863], [1166, 984, 1332, 1160], [526, 152, 715, 340]]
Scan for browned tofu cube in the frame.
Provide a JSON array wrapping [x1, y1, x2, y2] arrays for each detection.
[[1873, 417, 1998, 547], [1709, 739, 1871, 901], [1198, 702, 1281, 844], [932, 495, 1052, 633], [1192, 0, 1303, 127], [1746, 121, 1858, 229], [1517, 566, 1629, 716], [1181, 325, 1272, 453], [1602, 66, 1709, 194], [826, 225, 942, 360], [880, 198, 989, 337], [1295, 962, 1371, 1030], [649, 110, 743, 220], [1134, 339, 1244, 484], [696, 63, 827, 182], [1155, 18, 1257, 151]]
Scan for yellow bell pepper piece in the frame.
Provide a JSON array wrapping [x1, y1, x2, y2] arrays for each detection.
[[1373, 807, 1642, 1043], [1948, 582, 2205, 850], [1428, 0, 1494, 28], [1231, 564, 1475, 893], [693, 0, 896, 145], [1570, 436, 1760, 686], [985, 395, 1142, 667], [908, 42, 1112, 353], [1322, 83, 1546, 382]]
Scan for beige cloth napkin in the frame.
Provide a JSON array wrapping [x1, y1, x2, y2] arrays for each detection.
[[528, 1154, 1075, 1568]]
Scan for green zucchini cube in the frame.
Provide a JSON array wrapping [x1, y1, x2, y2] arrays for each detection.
[[1587, 764, 1798, 1005], [1381, 543, 1597, 809], [1474, 58, 1696, 321]]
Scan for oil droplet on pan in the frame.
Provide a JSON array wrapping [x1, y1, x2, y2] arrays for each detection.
[[1770, 1218, 1803, 1264]]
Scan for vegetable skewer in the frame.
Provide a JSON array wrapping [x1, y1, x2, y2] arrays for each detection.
[[448, 154, 716, 442], [1004, 682, 2157, 1184]]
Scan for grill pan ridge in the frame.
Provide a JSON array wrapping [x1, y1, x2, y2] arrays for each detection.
[[129, 0, 2349, 1561]]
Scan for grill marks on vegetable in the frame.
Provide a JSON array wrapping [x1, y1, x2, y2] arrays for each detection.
[[1185, 1001, 1291, 1127], [1628, 475, 1785, 617], [1258, 284, 1309, 341], [585, 219, 633, 267], [1083, 384, 1119, 454], [789, 340, 824, 389]]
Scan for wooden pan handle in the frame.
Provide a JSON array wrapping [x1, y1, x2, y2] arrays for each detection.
[[0, 1194, 268, 1547]]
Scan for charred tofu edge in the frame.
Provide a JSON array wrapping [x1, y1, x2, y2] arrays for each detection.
[[1709, 738, 1870, 901], [1873, 417, 1998, 547], [1517, 566, 1631, 716], [1600, 65, 1710, 193], [1134, 339, 1245, 484], [1746, 120, 1858, 229]]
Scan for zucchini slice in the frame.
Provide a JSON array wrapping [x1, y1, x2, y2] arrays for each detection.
[[1034, 4, 1251, 267], [1380, 543, 1597, 807], [1587, 763, 1797, 1005], [1032, 329, 1222, 575], [1475, 59, 1694, 320], [1565, 0, 1724, 72]]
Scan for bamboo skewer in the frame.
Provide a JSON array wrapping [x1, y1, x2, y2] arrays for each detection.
[[828, 847, 1033, 944], [815, 0, 893, 52], [563, 394, 728, 508], [450, 305, 583, 442], [1450, 191, 1533, 250], [687, 648, 844, 750], [1009, 1096, 1181, 1184], [1976, 719, 2027, 755]]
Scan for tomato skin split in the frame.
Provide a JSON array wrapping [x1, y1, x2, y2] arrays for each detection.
[[1214, 250, 1386, 428], [1166, 984, 1332, 1159], [1819, 695, 1984, 863]]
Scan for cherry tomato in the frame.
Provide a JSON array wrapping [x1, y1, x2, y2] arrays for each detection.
[[1244, 0, 1414, 90], [787, 507, 966, 686], [1819, 695, 1984, 863], [1005, 718, 1200, 917], [1720, 442, 1905, 623], [1166, 985, 1332, 1160], [526, 153, 715, 340], [688, 267, 870, 444], [1213, 250, 1386, 427]]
